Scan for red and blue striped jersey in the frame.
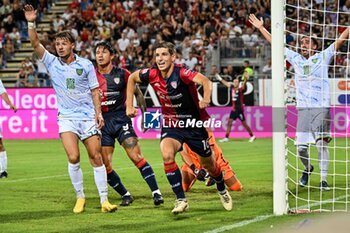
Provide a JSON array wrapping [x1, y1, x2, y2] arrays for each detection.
[[96, 66, 130, 113], [139, 64, 210, 123]]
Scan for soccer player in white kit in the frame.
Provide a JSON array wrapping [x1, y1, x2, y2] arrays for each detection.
[[24, 5, 117, 213], [249, 14, 349, 191], [0, 80, 17, 179]]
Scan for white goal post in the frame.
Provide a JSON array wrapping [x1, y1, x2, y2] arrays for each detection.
[[272, 0, 288, 215], [273, 0, 350, 215]]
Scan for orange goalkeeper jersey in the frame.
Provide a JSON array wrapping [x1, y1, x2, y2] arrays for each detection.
[[183, 131, 234, 178]]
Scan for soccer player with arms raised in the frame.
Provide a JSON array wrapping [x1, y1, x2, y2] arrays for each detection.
[[126, 42, 232, 214], [0, 80, 17, 179], [249, 14, 350, 191], [94, 41, 164, 206], [24, 5, 117, 213], [216, 72, 255, 143]]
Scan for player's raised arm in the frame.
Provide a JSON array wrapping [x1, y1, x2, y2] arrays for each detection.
[[215, 73, 231, 88], [249, 14, 271, 44], [91, 87, 104, 129], [24, 4, 45, 59], [192, 73, 212, 109], [335, 27, 350, 51], [126, 70, 142, 117]]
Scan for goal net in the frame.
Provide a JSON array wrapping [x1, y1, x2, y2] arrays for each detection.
[[284, 0, 350, 213]]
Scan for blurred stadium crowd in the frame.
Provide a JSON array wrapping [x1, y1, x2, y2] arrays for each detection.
[[0, 0, 271, 87], [1, 0, 350, 88], [286, 0, 350, 76]]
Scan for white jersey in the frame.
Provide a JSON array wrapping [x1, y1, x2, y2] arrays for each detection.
[[41, 50, 99, 120], [285, 43, 335, 107], [0, 80, 5, 95]]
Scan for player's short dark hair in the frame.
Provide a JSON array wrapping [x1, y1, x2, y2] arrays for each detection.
[[153, 42, 176, 55], [300, 35, 318, 48], [54, 30, 75, 43], [94, 41, 116, 55]]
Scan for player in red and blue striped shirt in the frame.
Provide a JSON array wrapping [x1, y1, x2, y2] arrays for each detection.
[[126, 42, 232, 214]]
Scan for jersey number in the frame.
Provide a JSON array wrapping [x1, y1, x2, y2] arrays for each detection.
[[66, 78, 75, 89], [201, 139, 210, 151]]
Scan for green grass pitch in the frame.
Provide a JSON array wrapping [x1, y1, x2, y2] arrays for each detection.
[[0, 138, 343, 233]]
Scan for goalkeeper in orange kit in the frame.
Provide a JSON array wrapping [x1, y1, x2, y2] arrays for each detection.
[[180, 130, 242, 192]]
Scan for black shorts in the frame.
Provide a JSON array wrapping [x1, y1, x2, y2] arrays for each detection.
[[229, 108, 245, 121], [101, 111, 137, 147], [160, 127, 212, 157]]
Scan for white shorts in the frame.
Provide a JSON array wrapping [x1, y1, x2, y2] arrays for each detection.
[[296, 108, 331, 145], [58, 119, 101, 141]]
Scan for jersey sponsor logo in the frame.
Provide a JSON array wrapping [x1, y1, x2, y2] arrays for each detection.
[[105, 91, 120, 96], [66, 78, 75, 89], [76, 68, 83, 76], [158, 92, 183, 101], [312, 58, 318, 64], [114, 78, 120, 84], [154, 83, 160, 87], [303, 65, 310, 75], [170, 93, 183, 99], [170, 81, 177, 89], [101, 100, 116, 106], [144, 110, 161, 129], [166, 93, 183, 100], [165, 103, 182, 108]]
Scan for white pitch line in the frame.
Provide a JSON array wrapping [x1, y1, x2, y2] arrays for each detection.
[[0, 174, 68, 183], [203, 215, 273, 233], [204, 195, 348, 233], [0, 163, 164, 183]]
